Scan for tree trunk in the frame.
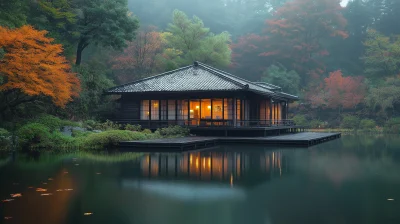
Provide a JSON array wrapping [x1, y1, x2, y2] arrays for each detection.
[[76, 47, 83, 66], [75, 39, 89, 66]]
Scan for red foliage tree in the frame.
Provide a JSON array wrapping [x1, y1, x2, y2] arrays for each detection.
[[112, 27, 164, 83], [230, 34, 270, 81], [263, 0, 348, 84], [308, 70, 366, 111]]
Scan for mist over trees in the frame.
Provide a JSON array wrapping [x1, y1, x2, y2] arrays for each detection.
[[1, 0, 400, 127]]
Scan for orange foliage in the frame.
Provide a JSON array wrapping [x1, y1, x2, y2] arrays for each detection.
[[0, 25, 80, 107], [308, 70, 366, 109]]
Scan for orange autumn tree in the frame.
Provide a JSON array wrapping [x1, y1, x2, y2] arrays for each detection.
[[0, 25, 80, 108], [308, 70, 366, 112]]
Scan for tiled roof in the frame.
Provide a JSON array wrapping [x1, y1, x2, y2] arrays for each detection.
[[107, 62, 298, 100], [253, 82, 282, 91]]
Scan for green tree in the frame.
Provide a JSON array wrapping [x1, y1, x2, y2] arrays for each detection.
[[0, 0, 28, 28], [74, 0, 139, 65], [67, 61, 114, 119], [363, 29, 400, 80], [166, 10, 231, 67], [366, 76, 400, 118], [28, 0, 77, 59], [261, 64, 300, 95]]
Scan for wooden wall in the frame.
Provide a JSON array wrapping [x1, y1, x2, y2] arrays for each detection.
[[120, 95, 140, 119]]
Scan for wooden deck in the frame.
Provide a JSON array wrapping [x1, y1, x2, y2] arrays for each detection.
[[190, 125, 306, 137], [119, 132, 341, 151]]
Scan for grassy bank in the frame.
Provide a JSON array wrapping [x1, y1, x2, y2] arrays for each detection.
[[0, 115, 189, 152], [308, 128, 385, 135]]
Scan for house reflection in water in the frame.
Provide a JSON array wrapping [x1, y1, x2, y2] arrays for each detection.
[[139, 150, 289, 187]]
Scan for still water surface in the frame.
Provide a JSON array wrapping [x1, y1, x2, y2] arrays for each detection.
[[0, 135, 399, 224]]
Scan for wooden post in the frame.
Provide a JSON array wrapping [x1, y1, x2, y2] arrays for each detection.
[[269, 99, 273, 126], [211, 99, 213, 126], [222, 98, 225, 125], [175, 100, 178, 124], [166, 100, 168, 122], [158, 100, 161, 124], [241, 100, 247, 126], [148, 100, 151, 128], [199, 99, 202, 126], [287, 102, 289, 120], [187, 99, 190, 126], [233, 97, 237, 127]]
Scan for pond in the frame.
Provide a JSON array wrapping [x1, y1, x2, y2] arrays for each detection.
[[0, 134, 399, 224]]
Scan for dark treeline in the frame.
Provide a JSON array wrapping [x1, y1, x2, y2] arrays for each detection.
[[1, 0, 400, 131]]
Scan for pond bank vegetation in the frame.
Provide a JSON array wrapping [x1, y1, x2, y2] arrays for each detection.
[[0, 115, 189, 152], [294, 115, 400, 134]]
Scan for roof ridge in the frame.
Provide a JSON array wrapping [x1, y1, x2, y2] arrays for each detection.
[[253, 82, 282, 91], [107, 65, 193, 92], [196, 62, 249, 89], [253, 82, 281, 89], [197, 62, 275, 93]]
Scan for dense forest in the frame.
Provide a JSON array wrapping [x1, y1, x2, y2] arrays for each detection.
[[1, 0, 400, 132]]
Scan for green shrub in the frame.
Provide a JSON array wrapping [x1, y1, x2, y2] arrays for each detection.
[[33, 115, 79, 132], [83, 120, 121, 131], [155, 125, 190, 137], [46, 132, 76, 148], [0, 128, 9, 137], [82, 130, 150, 149], [359, 119, 376, 130], [384, 118, 400, 134], [125, 124, 142, 132], [83, 120, 99, 131], [341, 115, 360, 129], [293, 115, 308, 126], [142, 129, 152, 134], [100, 120, 122, 131], [0, 128, 11, 151], [71, 129, 91, 138], [309, 120, 323, 129], [17, 123, 51, 147]]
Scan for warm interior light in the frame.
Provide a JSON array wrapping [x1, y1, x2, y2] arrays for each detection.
[[190, 110, 194, 113], [154, 103, 158, 107], [195, 106, 199, 109], [207, 105, 211, 109]]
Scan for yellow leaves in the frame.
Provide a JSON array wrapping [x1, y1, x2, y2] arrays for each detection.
[[0, 25, 81, 108], [10, 193, 22, 198], [36, 188, 47, 192], [40, 193, 53, 196]]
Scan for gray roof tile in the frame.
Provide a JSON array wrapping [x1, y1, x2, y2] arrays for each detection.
[[107, 62, 298, 100]]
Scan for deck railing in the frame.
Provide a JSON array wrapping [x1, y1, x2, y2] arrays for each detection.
[[111, 119, 295, 128]]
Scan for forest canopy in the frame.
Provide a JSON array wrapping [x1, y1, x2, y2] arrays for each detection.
[[1, 0, 400, 128]]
